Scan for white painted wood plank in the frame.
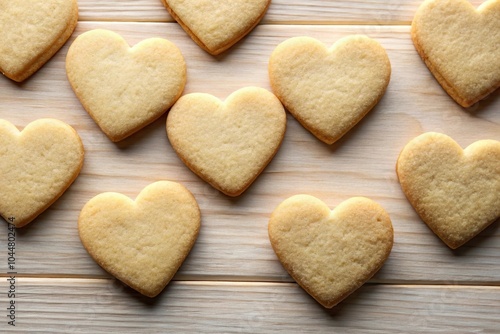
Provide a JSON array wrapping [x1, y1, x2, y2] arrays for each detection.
[[0, 22, 499, 284], [76, 0, 488, 24], [78, 0, 171, 22], [0, 278, 499, 333]]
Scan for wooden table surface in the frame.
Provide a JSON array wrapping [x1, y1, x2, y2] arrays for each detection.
[[1, 0, 499, 332]]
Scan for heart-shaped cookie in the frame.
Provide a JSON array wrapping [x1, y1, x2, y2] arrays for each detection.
[[268, 195, 393, 308], [66, 29, 186, 142], [161, 0, 271, 55], [269, 35, 391, 145], [0, 0, 78, 82], [397, 132, 500, 249], [0, 119, 84, 228], [167, 87, 286, 196], [411, 0, 500, 107], [78, 181, 201, 298]]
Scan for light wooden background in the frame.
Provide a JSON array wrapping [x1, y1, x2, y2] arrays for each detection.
[[1, 0, 499, 332]]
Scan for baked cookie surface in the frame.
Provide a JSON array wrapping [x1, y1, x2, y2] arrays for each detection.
[[167, 86, 286, 196], [268, 195, 393, 308], [269, 35, 391, 144], [161, 0, 271, 55], [0, 0, 78, 82], [78, 181, 201, 298], [397, 132, 500, 249], [411, 0, 500, 107], [66, 29, 186, 142], [0, 118, 84, 227]]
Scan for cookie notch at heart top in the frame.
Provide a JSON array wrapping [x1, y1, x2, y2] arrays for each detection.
[[161, 0, 271, 55], [268, 195, 393, 308], [167, 86, 286, 197], [411, 0, 500, 107], [396, 132, 500, 249], [0, 0, 78, 82], [66, 29, 186, 142], [269, 35, 391, 145], [78, 181, 201, 298], [0, 119, 84, 228]]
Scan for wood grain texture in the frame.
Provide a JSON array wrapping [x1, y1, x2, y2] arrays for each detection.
[[0, 278, 499, 333], [77, 0, 488, 24], [1, 0, 499, 331]]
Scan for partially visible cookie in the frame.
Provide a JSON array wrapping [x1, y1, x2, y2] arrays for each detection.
[[78, 181, 201, 298], [411, 0, 500, 107], [66, 29, 186, 142], [396, 132, 500, 249], [161, 0, 271, 55], [0, 119, 84, 227], [269, 35, 391, 144], [167, 86, 286, 196], [268, 195, 393, 308], [0, 0, 78, 82]]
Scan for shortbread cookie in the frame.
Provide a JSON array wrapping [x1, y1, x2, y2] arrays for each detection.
[[66, 29, 186, 142], [397, 132, 500, 249], [161, 0, 271, 55], [411, 0, 500, 107], [268, 195, 393, 308], [269, 35, 391, 144], [167, 87, 286, 196], [0, 119, 84, 228], [0, 0, 78, 82], [78, 181, 201, 298]]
